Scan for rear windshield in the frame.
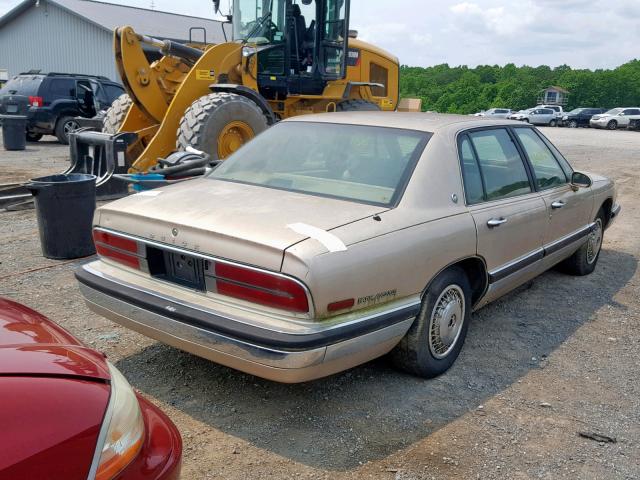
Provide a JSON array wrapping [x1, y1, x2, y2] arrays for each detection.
[[209, 122, 430, 206], [0, 75, 42, 95]]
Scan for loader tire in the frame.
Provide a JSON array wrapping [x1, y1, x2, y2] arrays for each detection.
[[102, 94, 133, 134], [176, 93, 268, 160], [336, 99, 381, 111]]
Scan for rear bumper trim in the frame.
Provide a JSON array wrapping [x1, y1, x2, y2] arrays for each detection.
[[78, 278, 415, 382], [76, 264, 419, 351]]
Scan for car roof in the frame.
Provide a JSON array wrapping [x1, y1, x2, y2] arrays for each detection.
[[285, 111, 524, 133]]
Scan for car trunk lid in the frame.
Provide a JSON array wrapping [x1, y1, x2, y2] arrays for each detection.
[[97, 178, 387, 271]]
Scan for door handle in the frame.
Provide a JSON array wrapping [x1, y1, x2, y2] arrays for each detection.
[[487, 217, 508, 228], [551, 200, 566, 209]]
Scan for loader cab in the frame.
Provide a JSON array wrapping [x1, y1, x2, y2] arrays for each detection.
[[233, 0, 349, 98]]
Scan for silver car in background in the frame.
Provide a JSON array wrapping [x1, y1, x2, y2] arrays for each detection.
[[514, 107, 557, 126], [590, 108, 640, 130], [474, 108, 512, 119]]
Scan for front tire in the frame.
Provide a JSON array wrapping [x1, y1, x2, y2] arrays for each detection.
[[102, 93, 133, 134], [390, 267, 472, 378], [568, 120, 578, 128], [607, 120, 618, 130], [558, 209, 605, 276], [176, 93, 268, 160], [54, 116, 80, 144], [549, 119, 557, 127]]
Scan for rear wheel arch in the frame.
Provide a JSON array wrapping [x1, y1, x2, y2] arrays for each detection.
[[422, 256, 488, 307]]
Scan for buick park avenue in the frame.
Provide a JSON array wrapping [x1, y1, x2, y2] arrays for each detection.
[[76, 113, 620, 383]]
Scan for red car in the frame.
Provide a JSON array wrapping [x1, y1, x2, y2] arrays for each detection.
[[0, 297, 182, 480]]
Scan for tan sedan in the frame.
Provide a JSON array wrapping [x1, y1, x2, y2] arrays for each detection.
[[76, 113, 620, 383]]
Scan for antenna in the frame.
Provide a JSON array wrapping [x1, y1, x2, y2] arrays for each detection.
[[150, 0, 155, 9]]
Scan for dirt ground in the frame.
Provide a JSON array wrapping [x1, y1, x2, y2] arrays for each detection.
[[1, 128, 639, 480]]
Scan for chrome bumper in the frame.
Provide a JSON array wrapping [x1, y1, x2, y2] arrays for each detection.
[[77, 266, 418, 383]]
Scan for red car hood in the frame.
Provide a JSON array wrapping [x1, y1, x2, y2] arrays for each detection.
[[0, 298, 112, 479], [0, 297, 109, 380]]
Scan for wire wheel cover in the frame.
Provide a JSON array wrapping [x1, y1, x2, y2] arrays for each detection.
[[428, 285, 465, 359]]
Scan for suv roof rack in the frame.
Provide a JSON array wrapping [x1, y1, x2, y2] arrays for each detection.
[[17, 71, 111, 81], [47, 72, 111, 80]]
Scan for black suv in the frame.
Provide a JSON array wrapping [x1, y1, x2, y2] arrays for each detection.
[[560, 107, 607, 128], [0, 72, 124, 143]]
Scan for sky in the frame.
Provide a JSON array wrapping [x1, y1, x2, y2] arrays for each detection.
[[1, 0, 639, 69]]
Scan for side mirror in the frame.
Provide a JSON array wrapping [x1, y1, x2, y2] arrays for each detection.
[[571, 171, 592, 189]]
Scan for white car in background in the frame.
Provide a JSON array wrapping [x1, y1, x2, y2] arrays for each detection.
[[538, 105, 564, 119], [509, 109, 533, 120], [590, 108, 640, 130], [474, 108, 512, 118]]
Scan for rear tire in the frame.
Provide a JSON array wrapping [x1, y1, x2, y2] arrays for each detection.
[[390, 267, 472, 378], [558, 209, 606, 276], [26, 132, 42, 142], [54, 116, 80, 144], [102, 94, 133, 134], [336, 99, 381, 111], [607, 120, 618, 130], [176, 93, 268, 160]]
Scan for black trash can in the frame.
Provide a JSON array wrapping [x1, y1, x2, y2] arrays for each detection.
[[0, 114, 28, 151], [25, 174, 97, 259]]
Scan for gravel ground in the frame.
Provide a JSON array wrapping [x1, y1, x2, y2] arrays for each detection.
[[1, 127, 639, 479]]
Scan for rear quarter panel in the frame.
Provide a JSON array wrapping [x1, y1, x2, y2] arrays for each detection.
[[282, 211, 477, 318]]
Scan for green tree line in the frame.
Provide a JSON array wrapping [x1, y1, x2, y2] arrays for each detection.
[[400, 60, 640, 114]]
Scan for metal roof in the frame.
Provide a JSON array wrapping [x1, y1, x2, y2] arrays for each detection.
[[0, 0, 231, 43]]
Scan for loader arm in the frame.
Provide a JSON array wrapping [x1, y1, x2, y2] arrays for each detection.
[[114, 26, 197, 136], [129, 42, 244, 173]]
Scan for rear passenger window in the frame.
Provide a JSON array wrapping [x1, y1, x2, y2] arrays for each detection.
[[513, 128, 566, 189], [48, 78, 75, 98], [459, 136, 484, 204], [468, 129, 531, 201]]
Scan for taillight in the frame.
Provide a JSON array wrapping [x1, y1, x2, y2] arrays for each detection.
[[28, 96, 43, 107], [93, 229, 141, 270], [209, 262, 309, 313]]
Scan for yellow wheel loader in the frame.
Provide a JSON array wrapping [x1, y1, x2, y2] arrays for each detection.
[[70, 0, 399, 185]]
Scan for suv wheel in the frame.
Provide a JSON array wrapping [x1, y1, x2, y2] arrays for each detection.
[[390, 267, 472, 378], [568, 120, 578, 128], [549, 119, 557, 127], [55, 116, 80, 144]]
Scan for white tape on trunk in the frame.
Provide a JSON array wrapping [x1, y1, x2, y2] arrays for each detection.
[[287, 223, 347, 252]]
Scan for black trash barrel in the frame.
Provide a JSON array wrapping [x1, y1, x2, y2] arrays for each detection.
[[0, 114, 28, 151], [25, 174, 97, 259]]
